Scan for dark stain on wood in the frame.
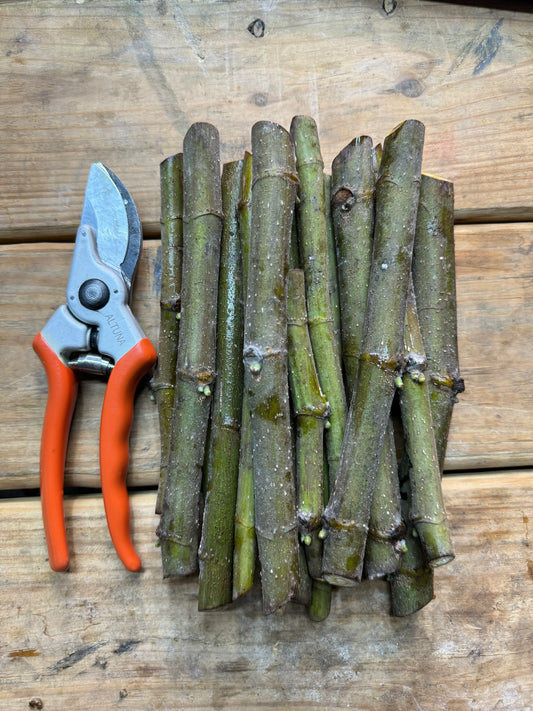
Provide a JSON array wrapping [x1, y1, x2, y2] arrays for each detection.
[[50, 643, 104, 673], [215, 658, 251, 673], [468, 646, 482, 661], [114, 640, 141, 655], [253, 93, 268, 107], [450, 18, 504, 76], [473, 19, 504, 75], [135, 664, 161, 678], [395, 78, 425, 98], [156, 0, 167, 16]]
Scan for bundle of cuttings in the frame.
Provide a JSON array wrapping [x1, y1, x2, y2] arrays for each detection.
[[153, 117, 464, 620]]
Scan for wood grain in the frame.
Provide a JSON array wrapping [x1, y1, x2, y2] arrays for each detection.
[[0, 471, 531, 710], [0, 0, 532, 241], [1, 222, 532, 491], [447, 222, 533, 469]]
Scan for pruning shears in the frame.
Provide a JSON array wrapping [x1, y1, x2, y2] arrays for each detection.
[[33, 163, 157, 573]]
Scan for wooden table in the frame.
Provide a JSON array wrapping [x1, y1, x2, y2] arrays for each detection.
[[1, 1, 532, 708]]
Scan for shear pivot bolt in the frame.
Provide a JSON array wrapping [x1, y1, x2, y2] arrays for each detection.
[[79, 279, 110, 310]]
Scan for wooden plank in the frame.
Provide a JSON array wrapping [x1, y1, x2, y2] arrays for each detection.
[[0, 471, 531, 709], [0, 0, 532, 241], [1, 221, 532, 490], [447, 222, 533, 470]]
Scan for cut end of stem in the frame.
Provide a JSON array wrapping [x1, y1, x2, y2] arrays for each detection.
[[390, 567, 434, 617], [415, 520, 455, 568], [160, 538, 198, 578], [257, 530, 299, 610], [307, 579, 332, 622], [321, 523, 368, 585], [363, 537, 401, 580]]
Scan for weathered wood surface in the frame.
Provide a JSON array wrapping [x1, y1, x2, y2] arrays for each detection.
[[1, 222, 532, 491], [0, 471, 531, 710], [1, 1, 532, 708], [1, 0, 532, 241], [447, 222, 533, 470]]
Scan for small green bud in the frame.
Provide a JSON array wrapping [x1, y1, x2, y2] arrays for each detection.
[[410, 369, 425, 384], [248, 358, 262, 374], [394, 539, 408, 554], [318, 528, 327, 540], [395, 376, 404, 389], [302, 534, 312, 546]]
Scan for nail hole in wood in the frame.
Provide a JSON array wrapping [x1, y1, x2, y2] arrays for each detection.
[[248, 19, 265, 38], [382, 0, 397, 15]]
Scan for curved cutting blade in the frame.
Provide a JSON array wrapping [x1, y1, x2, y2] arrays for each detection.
[[80, 163, 142, 291]]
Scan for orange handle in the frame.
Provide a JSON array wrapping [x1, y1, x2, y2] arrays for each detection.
[[33, 332, 78, 572], [100, 338, 157, 572]]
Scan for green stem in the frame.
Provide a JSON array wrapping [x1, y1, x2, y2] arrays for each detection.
[[412, 173, 464, 469], [389, 498, 434, 617], [308, 579, 332, 622], [331, 135, 403, 578], [373, 142, 383, 173], [392, 428, 436, 616], [331, 135, 375, 392], [399, 281, 454, 567], [287, 269, 329, 580], [292, 545, 313, 607], [198, 159, 245, 610], [154, 154, 183, 515], [366, 139, 404, 579], [286, 261, 333, 618], [232, 410, 255, 599], [363, 421, 404, 579], [324, 173, 342, 360], [322, 120, 425, 585], [391, 173, 461, 615], [157, 122, 223, 577], [232, 151, 256, 601], [244, 121, 299, 614], [290, 115, 347, 491], [289, 212, 300, 269]]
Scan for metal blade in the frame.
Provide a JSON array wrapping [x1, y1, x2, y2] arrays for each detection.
[[80, 163, 142, 291]]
